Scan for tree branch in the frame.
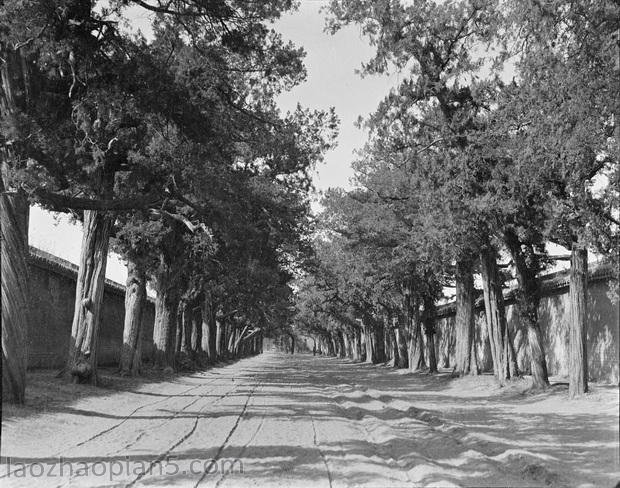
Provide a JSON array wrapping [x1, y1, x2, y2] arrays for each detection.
[[31, 189, 163, 211], [149, 208, 206, 233]]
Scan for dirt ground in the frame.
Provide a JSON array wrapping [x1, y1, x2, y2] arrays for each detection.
[[1, 352, 618, 488]]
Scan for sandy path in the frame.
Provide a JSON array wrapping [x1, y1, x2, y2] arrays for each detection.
[[1, 353, 618, 488]]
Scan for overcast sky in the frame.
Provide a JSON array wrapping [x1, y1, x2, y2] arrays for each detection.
[[29, 2, 400, 283]]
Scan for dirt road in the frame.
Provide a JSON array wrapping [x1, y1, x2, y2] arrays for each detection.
[[1, 352, 618, 487]]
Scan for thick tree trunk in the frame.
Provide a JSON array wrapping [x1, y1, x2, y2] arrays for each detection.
[[175, 306, 183, 354], [480, 246, 518, 385], [290, 334, 295, 355], [1, 189, 29, 403], [2, 43, 33, 402], [343, 333, 351, 358], [324, 335, 335, 356], [426, 333, 437, 373], [504, 231, 549, 389], [347, 333, 354, 358], [388, 325, 398, 365], [352, 329, 362, 361], [364, 322, 375, 364], [405, 293, 426, 371], [180, 302, 193, 354], [225, 323, 232, 357], [232, 325, 248, 355], [455, 259, 476, 375], [119, 258, 146, 376], [216, 320, 224, 359], [569, 241, 588, 398], [384, 321, 394, 362], [152, 278, 179, 368], [394, 327, 408, 368], [226, 325, 237, 356], [191, 307, 202, 354], [363, 317, 386, 364], [394, 313, 409, 369], [423, 295, 438, 373], [202, 294, 217, 362], [505, 320, 519, 379], [336, 331, 346, 358], [66, 210, 113, 385], [469, 338, 479, 376]]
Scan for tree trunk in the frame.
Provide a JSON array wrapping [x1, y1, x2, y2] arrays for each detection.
[[119, 258, 146, 376], [191, 307, 202, 354], [469, 337, 479, 376], [394, 327, 408, 368], [388, 325, 398, 365], [504, 230, 549, 389], [202, 294, 217, 362], [1, 189, 29, 403], [569, 241, 588, 398], [343, 333, 351, 358], [363, 317, 386, 364], [290, 334, 295, 355], [232, 325, 248, 355], [337, 330, 346, 358], [394, 312, 409, 369], [175, 305, 184, 354], [220, 321, 231, 358], [423, 295, 437, 373], [1, 45, 33, 403], [226, 325, 236, 356], [506, 319, 519, 379], [181, 302, 193, 354], [152, 278, 179, 368], [66, 210, 113, 385], [352, 329, 361, 361], [324, 335, 335, 356], [455, 259, 476, 375], [376, 321, 386, 363], [215, 320, 224, 359], [405, 293, 426, 371], [363, 321, 375, 363], [480, 246, 518, 385]]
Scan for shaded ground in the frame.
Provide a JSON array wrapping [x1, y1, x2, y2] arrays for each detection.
[[1, 352, 618, 487]]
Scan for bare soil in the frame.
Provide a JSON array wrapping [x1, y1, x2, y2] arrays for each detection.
[[1, 352, 618, 487]]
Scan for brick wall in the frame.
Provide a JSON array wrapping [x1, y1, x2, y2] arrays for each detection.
[[26, 247, 155, 369], [434, 264, 619, 384]]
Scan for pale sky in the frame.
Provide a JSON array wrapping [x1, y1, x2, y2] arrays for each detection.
[[275, 2, 400, 191], [29, 2, 400, 283]]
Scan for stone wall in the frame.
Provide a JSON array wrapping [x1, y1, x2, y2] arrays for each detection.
[[434, 264, 619, 384], [24, 246, 619, 382], [27, 247, 155, 369]]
